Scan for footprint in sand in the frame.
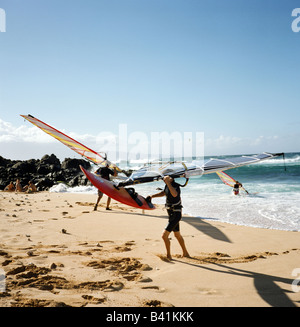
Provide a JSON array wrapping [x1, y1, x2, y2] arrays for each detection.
[[81, 294, 106, 304], [143, 299, 174, 307]]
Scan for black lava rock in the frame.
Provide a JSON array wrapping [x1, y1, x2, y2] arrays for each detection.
[[0, 154, 91, 191]]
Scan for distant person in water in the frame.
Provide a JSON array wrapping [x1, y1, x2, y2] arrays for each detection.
[[149, 176, 190, 260], [23, 181, 37, 193], [233, 181, 248, 195], [4, 181, 15, 192], [94, 164, 117, 211]]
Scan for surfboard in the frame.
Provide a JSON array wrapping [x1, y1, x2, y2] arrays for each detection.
[[80, 166, 155, 210]]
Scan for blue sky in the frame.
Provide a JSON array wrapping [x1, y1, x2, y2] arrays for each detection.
[[0, 0, 300, 160]]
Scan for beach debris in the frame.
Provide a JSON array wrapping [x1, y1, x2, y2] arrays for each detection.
[[61, 229, 67, 234], [140, 264, 153, 271], [50, 263, 57, 269], [137, 276, 152, 283], [141, 285, 160, 290], [125, 241, 135, 246]]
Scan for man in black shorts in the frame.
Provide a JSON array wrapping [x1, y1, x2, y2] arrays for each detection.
[[149, 176, 190, 260], [94, 164, 117, 211]]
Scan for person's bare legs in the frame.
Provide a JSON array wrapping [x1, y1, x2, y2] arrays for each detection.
[[174, 231, 190, 258], [94, 194, 103, 211], [162, 230, 172, 260], [106, 197, 112, 210]]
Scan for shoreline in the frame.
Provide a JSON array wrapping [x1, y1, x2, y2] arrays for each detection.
[[1, 191, 299, 307]]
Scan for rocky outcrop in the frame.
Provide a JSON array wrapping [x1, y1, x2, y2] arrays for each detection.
[[0, 154, 91, 191]]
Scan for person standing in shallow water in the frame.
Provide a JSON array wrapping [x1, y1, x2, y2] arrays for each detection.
[[233, 180, 249, 195], [149, 176, 190, 260]]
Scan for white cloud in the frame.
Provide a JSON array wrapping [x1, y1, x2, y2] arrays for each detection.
[[0, 118, 119, 160], [0, 118, 54, 143]]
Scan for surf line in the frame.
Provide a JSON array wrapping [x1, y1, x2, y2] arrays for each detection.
[[106, 311, 140, 325]]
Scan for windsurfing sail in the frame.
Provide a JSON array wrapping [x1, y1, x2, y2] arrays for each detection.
[[201, 153, 282, 173], [216, 171, 236, 188], [21, 114, 121, 171], [117, 152, 284, 187], [216, 171, 249, 193]]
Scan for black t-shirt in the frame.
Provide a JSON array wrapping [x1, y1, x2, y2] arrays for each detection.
[[96, 167, 114, 180], [164, 181, 181, 206]]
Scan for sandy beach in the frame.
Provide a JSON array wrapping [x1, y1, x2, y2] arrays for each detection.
[[0, 191, 299, 307]]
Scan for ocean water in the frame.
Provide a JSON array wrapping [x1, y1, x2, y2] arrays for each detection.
[[50, 152, 300, 231]]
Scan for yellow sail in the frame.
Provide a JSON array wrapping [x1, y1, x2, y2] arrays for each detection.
[[21, 114, 120, 171], [216, 171, 236, 187], [217, 171, 249, 194]]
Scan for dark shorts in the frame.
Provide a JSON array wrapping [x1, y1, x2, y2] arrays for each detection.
[[165, 209, 182, 232]]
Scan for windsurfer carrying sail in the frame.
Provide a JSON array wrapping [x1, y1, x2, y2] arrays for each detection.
[[94, 165, 117, 211], [149, 176, 190, 260]]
